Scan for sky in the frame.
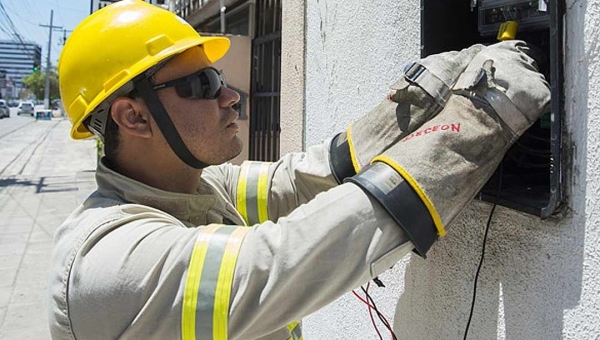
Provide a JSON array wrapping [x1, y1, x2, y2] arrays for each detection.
[[0, 0, 91, 66]]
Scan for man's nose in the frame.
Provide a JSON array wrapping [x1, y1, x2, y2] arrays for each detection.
[[219, 86, 241, 107]]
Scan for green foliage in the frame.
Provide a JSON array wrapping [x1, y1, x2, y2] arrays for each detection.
[[22, 70, 60, 101], [18, 88, 32, 100]]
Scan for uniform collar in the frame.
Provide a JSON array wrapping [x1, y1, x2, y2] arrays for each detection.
[[95, 157, 227, 226]]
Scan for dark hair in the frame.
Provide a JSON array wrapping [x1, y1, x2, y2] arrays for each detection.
[[102, 88, 141, 160]]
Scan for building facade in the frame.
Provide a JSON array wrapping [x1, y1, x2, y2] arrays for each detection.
[[0, 40, 41, 98]]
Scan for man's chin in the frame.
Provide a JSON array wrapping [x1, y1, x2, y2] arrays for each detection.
[[221, 137, 244, 163], [198, 137, 244, 166]]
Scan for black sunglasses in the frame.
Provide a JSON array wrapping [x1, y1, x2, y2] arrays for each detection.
[[151, 67, 227, 100]]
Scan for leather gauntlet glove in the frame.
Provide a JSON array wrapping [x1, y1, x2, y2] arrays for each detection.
[[347, 40, 551, 256], [329, 44, 484, 183]]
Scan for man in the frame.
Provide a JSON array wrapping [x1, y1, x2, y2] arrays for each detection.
[[48, 1, 550, 339]]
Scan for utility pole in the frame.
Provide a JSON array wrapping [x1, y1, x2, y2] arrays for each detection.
[[39, 10, 63, 110]]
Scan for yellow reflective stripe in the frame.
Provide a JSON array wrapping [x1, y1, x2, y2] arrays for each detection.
[[286, 321, 298, 333], [286, 321, 302, 340], [236, 162, 251, 225], [346, 124, 361, 174], [371, 155, 447, 236], [257, 163, 270, 223], [213, 227, 251, 340], [182, 225, 221, 340]]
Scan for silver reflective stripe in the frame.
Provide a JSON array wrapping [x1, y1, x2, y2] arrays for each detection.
[[286, 321, 302, 340], [245, 162, 262, 225], [236, 161, 271, 225], [290, 323, 302, 340]]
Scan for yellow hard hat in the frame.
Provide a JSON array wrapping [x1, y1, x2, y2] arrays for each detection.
[[59, 0, 230, 139]]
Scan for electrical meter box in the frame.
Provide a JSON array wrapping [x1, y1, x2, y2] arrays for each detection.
[[421, 0, 564, 217]]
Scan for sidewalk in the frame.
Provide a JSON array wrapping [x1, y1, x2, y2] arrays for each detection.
[[0, 118, 97, 339]]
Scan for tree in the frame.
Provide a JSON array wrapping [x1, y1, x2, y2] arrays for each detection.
[[18, 88, 32, 100], [22, 69, 60, 101]]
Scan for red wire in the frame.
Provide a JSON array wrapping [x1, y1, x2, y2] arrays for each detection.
[[352, 290, 375, 309], [365, 282, 396, 340], [353, 282, 397, 340], [353, 283, 383, 340]]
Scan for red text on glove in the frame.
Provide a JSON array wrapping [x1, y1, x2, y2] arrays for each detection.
[[402, 123, 461, 141]]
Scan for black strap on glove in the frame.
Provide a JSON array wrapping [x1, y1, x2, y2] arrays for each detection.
[[329, 132, 356, 184]]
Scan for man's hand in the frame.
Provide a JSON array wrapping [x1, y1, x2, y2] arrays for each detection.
[[329, 44, 484, 183], [347, 40, 551, 256]]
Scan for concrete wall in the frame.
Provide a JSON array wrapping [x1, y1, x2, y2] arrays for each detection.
[[280, 0, 306, 156], [281, 0, 599, 339]]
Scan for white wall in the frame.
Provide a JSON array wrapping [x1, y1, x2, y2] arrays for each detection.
[[291, 0, 600, 339]]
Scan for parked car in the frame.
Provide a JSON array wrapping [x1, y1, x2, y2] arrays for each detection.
[[17, 101, 35, 116], [51, 99, 61, 110], [0, 100, 9, 118]]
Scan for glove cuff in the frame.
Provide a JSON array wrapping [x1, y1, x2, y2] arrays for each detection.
[[346, 161, 440, 258]]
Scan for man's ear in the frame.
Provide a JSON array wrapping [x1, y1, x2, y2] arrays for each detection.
[[110, 97, 152, 139]]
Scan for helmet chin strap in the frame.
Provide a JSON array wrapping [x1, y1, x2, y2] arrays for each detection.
[[133, 75, 211, 169]]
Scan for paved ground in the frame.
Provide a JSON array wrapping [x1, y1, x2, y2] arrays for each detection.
[[0, 112, 97, 339]]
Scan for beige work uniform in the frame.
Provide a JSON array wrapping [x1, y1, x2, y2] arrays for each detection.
[[48, 140, 414, 340]]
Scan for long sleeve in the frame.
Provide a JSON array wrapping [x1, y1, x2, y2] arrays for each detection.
[[203, 138, 339, 223]]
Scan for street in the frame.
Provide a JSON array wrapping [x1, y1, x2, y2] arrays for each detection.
[[0, 111, 97, 339]]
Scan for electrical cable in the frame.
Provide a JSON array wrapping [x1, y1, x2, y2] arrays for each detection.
[[353, 281, 397, 340], [361, 283, 397, 340], [353, 284, 383, 340], [463, 163, 504, 340], [352, 290, 375, 309], [506, 152, 550, 169], [365, 283, 384, 340], [368, 307, 383, 340], [514, 141, 551, 157], [0, 1, 37, 61]]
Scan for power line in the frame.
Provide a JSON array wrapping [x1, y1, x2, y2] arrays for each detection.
[[56, 6, 88, 14], [0, 0, 38, 62], [49, 0, 66, 27], [4, 7, 37, 26], [1, 1, 38, 45], [21, 0, 44, 23]]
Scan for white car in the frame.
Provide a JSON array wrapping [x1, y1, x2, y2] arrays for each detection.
[[17, 101, 35, 116], [0, 100, 9, 118]]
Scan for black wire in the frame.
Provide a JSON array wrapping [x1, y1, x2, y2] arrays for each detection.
[[361, 286, 398, 340], [463, 163, 503, 340]]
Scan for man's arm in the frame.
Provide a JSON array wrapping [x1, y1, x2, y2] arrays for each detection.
[[54, 184, 412, 340], [204, 140, 339, 224]]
